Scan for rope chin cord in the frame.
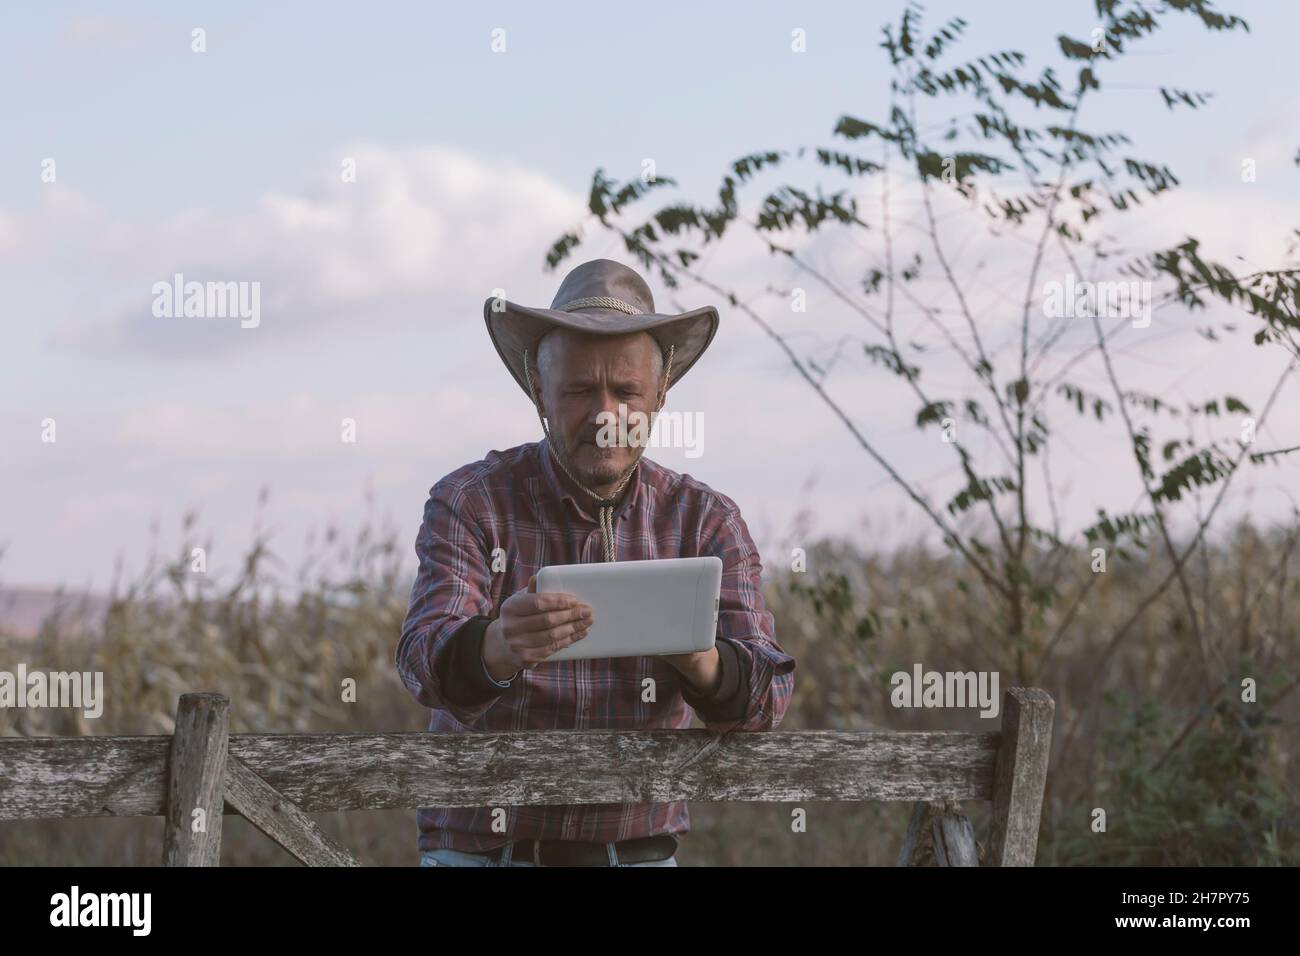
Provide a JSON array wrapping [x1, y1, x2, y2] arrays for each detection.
[[522, 343, 675, 562]]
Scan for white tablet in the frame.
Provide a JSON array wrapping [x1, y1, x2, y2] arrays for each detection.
[[535, 556, 723, 661]]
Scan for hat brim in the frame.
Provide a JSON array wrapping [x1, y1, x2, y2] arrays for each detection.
[[484, 299, 719, 400]]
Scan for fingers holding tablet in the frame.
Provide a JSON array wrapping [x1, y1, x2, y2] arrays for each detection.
[[484, 579, 594, 674]]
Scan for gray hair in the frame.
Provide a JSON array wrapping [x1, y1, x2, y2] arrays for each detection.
[[535, 328, 664, 389]]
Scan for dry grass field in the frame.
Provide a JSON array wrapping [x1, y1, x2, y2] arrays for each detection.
[[1, 517, 1295, 865]]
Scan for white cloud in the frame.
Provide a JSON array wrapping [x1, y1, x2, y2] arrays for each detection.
[[24, 143, 581, 356]]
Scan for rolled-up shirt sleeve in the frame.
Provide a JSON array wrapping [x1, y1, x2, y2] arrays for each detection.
[[444, 615, 519, 706], [692, 501, 796, 733], [396, 482, 510, 726], [678, 637, 749, 722]]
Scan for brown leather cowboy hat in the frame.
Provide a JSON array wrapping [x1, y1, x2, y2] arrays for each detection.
[[483, 258, 719, 400]]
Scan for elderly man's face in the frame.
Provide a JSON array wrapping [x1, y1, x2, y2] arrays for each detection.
[[533, 328, 664, 489]]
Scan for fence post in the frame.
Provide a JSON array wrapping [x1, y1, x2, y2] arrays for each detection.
[[988, 686, 1055, 866], [897, 798, 980, 866], [163, 693, 230, 866]]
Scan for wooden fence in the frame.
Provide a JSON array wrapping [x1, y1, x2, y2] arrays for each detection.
[[0, 686, 1054, 866]]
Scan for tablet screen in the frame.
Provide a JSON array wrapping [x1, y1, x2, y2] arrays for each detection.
[[536, 556, 722, 661]]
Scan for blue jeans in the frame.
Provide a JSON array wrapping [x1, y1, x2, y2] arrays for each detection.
[[419, 842, 679, 867]]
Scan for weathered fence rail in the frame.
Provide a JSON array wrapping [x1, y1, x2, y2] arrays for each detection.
[[0, 686, 1054, 867]]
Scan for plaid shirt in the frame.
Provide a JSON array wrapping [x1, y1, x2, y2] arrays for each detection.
[[397, 437, 796, 852]]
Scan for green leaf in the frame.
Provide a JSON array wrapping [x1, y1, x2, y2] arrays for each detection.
[[916, 400, 954, 427]]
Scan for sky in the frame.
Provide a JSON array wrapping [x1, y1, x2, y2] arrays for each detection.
[[2, 0, 1298, 595]]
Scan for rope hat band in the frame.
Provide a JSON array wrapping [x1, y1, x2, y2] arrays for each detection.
[[555, 295, 643, 316]]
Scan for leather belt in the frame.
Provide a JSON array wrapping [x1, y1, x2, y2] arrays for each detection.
[[483, 834, 678, 867]]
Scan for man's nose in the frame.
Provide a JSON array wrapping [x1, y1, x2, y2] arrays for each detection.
[[581, 394, 618, 440], [588, 389, 622, 423]]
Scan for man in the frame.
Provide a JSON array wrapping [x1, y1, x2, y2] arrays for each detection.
[[397, 258, 796, 867]]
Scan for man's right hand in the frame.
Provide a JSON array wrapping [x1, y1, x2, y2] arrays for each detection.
[[481, 575, 593, 681]]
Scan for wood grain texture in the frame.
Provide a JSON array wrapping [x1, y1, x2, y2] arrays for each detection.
[[162, 693, 229, 867], [223, 757, 361, 867], [988, 687, 1056, 866], [897, 801, 933, 866], [0, 734, 169, 819], [897, 798, 979, 866], [932, 809, 979, 867], [229, 729, 1000, 810], [0, 729, 1000, 818]]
